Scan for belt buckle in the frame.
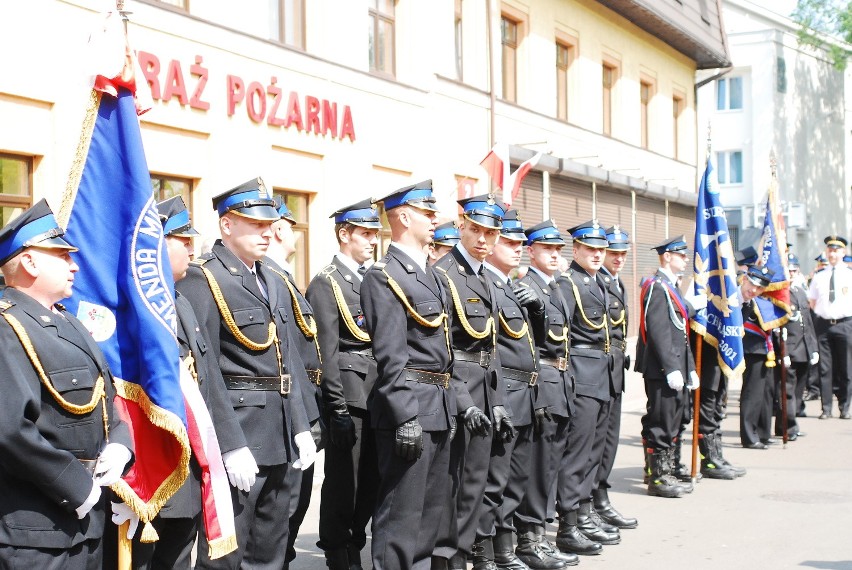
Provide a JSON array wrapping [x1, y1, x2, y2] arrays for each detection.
[[442, 373, 450, 389], [528, 371, 538, 387], [280, 374, 292, 395], [830, 318, 838, 325], [313, 369, 323, 385], [556, 357, 568, 371], [479, 351, 492, 368]]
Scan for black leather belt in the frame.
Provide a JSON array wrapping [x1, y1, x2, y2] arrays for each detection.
[[346, 348, 374, 358], [224, 375, 291, 395], [307, 369, 322, 385], [453, 349, 493, 368], [573, 342, 609, 353], [502, 366, 538, 386], [79, 458, 98, 477], [820, 316, 852, 325], [403, 368, 450, 389], [540, 356, 568, 371]]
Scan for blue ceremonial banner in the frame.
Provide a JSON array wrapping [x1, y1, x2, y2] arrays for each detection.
[[754, 181, 791, 329], [691, 159, 745, 377], [59, 45, 189, 523]]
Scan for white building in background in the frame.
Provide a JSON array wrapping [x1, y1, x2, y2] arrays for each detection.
[[697, 0, 852, 270]]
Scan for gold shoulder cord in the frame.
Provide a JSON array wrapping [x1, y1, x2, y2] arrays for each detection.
[[200, 266, 276, 351], [2, 312, 109, 439], [499, 312, 536, 362], [383, 269, 451, 355], [439, 269, 496, 345], [326, 274, 371, 343], [267, 265, 322, 363]]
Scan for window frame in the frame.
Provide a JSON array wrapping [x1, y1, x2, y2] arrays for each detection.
[[270, 0, 306, 49], [555, 34, 577, 122], [672, 91, 685, 160], [500, 14, 520, 103], [716, 76, 743, 111], [0, 153, 33, 230], [454, 0, 464, 81], [602, 59, 620, 137], [716, 150, 744, 185], [639, 79, 654, 149], [368, 0, 396, 77], [272, 189, 311, 290], [151, 174, 193, 212]]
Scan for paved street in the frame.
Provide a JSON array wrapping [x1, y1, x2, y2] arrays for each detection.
[[290, 359, 852, 570]]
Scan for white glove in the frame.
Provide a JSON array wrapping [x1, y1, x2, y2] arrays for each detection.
[[666, 370, 685, 391], [782, 355, 792, 368], [685, 293, 708, 312], [781, 327, 788, 341], [292, 431, 317, 471], [75, 483, 101, 519], [93, 443, 132, 487], [687, 371, 700, 390], [810, 352, 820, 365], [222, 446, 259, 493], [110, 501, 140, 539]]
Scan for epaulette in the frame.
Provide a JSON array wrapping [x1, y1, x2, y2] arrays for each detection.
[[54, 302, 66, 312], [434, 266, 448, 274], [372, 261, 386, 270], [0, 299, 12, 312], [319, 264, 336, 277], [190, 257, 210, 266]]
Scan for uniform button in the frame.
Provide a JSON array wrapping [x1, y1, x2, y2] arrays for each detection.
[[249, 316, 254, 321], [239, 397, 245, 403], [71, 379, 78, 385]]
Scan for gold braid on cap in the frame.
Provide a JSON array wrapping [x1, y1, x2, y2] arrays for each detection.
[[325, 272, 371, 343], [1, 312, 109, 438], [382, 269, 451, 355], [438, 268, 496, 344], [200, 266, 276, 351]]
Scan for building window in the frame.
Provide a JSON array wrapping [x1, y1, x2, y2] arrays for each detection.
[[273, 190, 310, 289], [640, 81, 653, 149], [716, 151, 743, 184], [270, 0, 305, 48], [602, 62, 618, 136], [151, 175, 192, 210], [369, 0, 395, 76], [154, 0, 187, 9], [501, 15, 519, 102], [716, 77, 743, 110], [0, 154, 32, 228], [454, 0, 463, 81], [672, 93, 684, 160], [556, 40, 575, 121]]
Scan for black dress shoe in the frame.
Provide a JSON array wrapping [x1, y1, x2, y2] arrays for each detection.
[[796, 411, 807, 418], [787, 433, 798, 441], [796, 431, 806, 437], [841, 412, 851, 419], [819, 412, 832, 419], [761, 438, 778, 445], [744, 442, 768, 450]]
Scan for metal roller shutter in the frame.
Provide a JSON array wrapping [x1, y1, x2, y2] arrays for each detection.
[[634, 195, 667, 294], [512, 172, 544, 271], [550, 176, 593, 260], [668, 202, 697, 281], [596, 186, 639, 336]]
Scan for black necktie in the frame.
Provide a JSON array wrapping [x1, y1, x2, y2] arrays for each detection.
[[357, 265, 367, 276], [830, 267, 836, 303]]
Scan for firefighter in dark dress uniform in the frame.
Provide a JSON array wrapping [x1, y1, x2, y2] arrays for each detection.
[[429, 221, 461, 265], [740, 265, 776, 449], [360, 180, 455, 570], [784, 255, 819, 423], [176, 178, 315, 570], [514, 221, 578, 568], [0, 200, 133, 569], [306, 198, 381, 570]]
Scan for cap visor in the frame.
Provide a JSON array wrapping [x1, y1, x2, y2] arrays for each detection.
[[351, 220, 384, 229], [464, 214, 502, 230], [171, 228, 201, 238], [574, 237, 609, 249], [408, 200, 439, 212], [227, 205, 281, 221], [606, 244, 630, 251], [500, 231, 527, 242], [33, 236, 79, 252]]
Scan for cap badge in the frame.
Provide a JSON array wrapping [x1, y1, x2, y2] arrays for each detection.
[[40, 315, 51, 323], [487, 194, 496, 205]]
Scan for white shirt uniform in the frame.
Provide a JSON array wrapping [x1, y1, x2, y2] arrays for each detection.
[[808, 263, 852, 320]]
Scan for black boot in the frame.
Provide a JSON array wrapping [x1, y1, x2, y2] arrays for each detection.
[[471, 537, 498, 570], [671, 437, 697, 483], [576, 501, 620, 545], [699, 434, 736, 480], [592, 488, 638, 529], [712, 432, 746, 476], [432, 556, 450, 570], [647, 448, 686, 498], [515, 528, 568, 569], [346, 544, 364, 570], [642, 439, 650, 483], [449, 553, 468, 570], [555, 510, 603, 555], [532, 525, 577, 566], [325, 548, 350, 570], [493, 531, 531, 570], [667, 447, 694, 493]]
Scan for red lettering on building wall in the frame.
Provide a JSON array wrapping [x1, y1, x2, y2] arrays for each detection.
[[162, 60, 189, 105], [137, 51, 161, 100], [340, 106, 356, 142], [227, 75, 245, 116]]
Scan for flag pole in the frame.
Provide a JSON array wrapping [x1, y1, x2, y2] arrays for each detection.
[[768, 154, 790, 448]]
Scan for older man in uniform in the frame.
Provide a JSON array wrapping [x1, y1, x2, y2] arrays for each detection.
[[808, 235, 852, 420], [592, 226, 638, 529], [514, 221, 578, 567], [555, 221, 620, 553], [306, 199, 381, 570], [361, 180, 455, 570], [635, 236, 698, 498], [176, 178, 316, 569], [0, 200, 133, 569], [429, 221, 461, 265], [433, 194, 512, 569], [478, 211, 563, 569]]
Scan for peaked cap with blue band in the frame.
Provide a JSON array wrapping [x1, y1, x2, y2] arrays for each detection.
[[433, 221, 461, 245], [0, 199, 78, 266], [525, 220, 565, 246], [567, 220, 609, 248], [212, 177, 279, 221], [786, 253, 800, 267], [458, 193, 505, 230], [844, 255, 852, 263], [651, 235, 689, 255], [380, 179, 439, 211], [605, 225, 629, 251], [815, 252, 827, 263], [273, 195, 297, 225], [745, 264, 774, 288], [735, 246, 758, 266], [157, 196, 199, 238], [331, 198, 382, 229], [500, 209, 526, 241]]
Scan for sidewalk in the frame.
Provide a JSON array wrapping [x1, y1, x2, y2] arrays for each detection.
[[290, 364, 852, 570]]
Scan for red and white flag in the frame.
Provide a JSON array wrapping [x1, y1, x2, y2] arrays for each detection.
[[479, 143, 542, 206]]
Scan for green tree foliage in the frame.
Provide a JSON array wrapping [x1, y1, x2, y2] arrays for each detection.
[[792, 0, 852, 69]]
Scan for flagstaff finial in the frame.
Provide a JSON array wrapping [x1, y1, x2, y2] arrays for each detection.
[[706, 123, 712, 160]]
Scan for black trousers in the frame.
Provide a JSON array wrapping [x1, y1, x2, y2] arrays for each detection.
[[641, 376, 686, 449], [792, 361, 811, 415], [196, 463, 293, 570], [595, 392, 622, 490], [556, 395, 608, 510], [699, 380, 726, 435], [479, 423, 533, 536], [816, 317, 852, 415], [515, 416, 570, 529], [740, 354, 773, 446], [318, 410, 378, 553], [372, 429, 451, 570], [774, 364, 800, 436], [132, 514, 199, 570], [284, 463, 313, 564], [0, 538, 101, 570]]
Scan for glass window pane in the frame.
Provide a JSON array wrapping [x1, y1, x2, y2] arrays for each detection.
[[0, 155, 29, 196], [716, 152, 727, 183], [0, 205, 28, 228], [378, 0, 394, 15], [730, 151, 743, 183], [729, 77, 743, 109], [378, 19, 394, 73], [716, 80, 727, 110]]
